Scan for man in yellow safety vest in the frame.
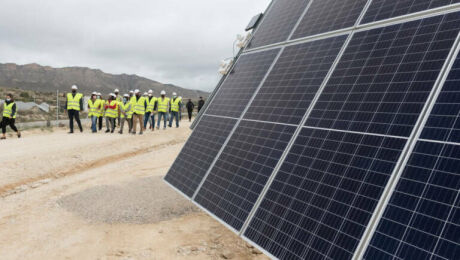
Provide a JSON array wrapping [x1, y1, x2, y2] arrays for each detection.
[[119, 94, 133, 134], [104, 93, 119, 133], [88, 92, 102, 133], [65, 85, 84, 134], [169, 92, 181, 128], [157, 90, 170, 130], [114, 89, 122, 126], [1, 93, 21, 139], [144, 89, 157, 131], [131, 89, 147, 135]]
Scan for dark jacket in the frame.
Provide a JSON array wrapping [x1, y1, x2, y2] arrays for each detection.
[[198, 99, 205, 110], [186, 101, 195, 111]]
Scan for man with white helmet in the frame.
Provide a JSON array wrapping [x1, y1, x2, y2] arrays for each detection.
[[131, 89, 147, 135], [104, 93, 119, 133], [96, 92, 104, 131], [88, 91, 102, 133], [65, 85, 84, 133], [169, 92, 181, 128], [119, 94, 133, 134], [157, 90, 169, 130], [144, 90, 157, 131], [114, 89, 122, 126]]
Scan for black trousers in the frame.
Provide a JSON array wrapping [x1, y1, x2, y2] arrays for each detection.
[[68, 109, 82, 132], [98, 116, 103, 130], [1, 117, 18, 134], [188, 110, 193, 121]]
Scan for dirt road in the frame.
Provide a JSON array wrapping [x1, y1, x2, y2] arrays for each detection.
[[0, 121, 268, 260]]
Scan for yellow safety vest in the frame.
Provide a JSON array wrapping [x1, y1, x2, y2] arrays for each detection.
[[3, 102, 16, 119], [157, 97, 170, 113], [132, 96, 146, 115], [97, 99, 105, 117], [105, 100, 118, 118], [67, 93, 83, 111], [146, 97, 157, 112], [120, 102, 133, 119], [170, 98, 181, 112], [88, 99, 100, 117]]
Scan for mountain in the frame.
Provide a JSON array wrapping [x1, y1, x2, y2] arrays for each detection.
[[0, 63, 209, 98]]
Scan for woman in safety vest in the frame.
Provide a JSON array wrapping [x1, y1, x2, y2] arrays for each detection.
[[88, 92, 102, 133], [105, 93, 119, 133], [1, 93, 21, 139]]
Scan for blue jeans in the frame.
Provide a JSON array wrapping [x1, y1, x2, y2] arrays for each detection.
[[143, 112, 151, 128], [150, 114, 155, 128], [169, 111, 179, 127], [157, 112, 168, 128], [91, 116, 98, 132]]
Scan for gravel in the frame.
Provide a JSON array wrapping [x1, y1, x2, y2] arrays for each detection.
[[57, 176, 199, 224]]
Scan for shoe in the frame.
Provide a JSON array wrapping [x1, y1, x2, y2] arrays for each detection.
[[139, 132, 143, 135], [163, 127, 166, 130], [105, 130, 110, 133], [68, 131, 74, 134], [111, 130, 114, 133], [80, 129, 83, 133], [131, 132, 136, 135], [0, 136, 6, 140], [118, 131, 122, 134], [18, 132, 21, 138], [156, 126, 159, 130]]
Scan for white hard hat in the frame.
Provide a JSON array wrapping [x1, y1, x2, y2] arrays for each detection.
[[123, 94, 129, 97], [110, 93, 116, 97], [71, 85, 78, 90], [114, 89, 119, 93], [161, 90, 166, 95], [92, 91, 97, 95], [129, 90, 134, 94], [172, 92, 177, 96], [148, 90, 153, 94], [97, 92, 101, 96], [143, 92, 148, 96], [134, 89, 140, 94]]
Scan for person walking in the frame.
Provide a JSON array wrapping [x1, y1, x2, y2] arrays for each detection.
[[1, 93, 21, 139], [131, 89, 147, 135], [88, 92, 102, 133], [169, 92, 181, 128], [65, 85, 84, 134], [119, 94, 133, 134], [186, 99, 194, 122], [114, 89, 122, 126], [104, 93, 119, 133], [157, 90, 169, 130], [144, 90, 157, 131], [97, 92, 104, 131], [197, 96, 205, 112]]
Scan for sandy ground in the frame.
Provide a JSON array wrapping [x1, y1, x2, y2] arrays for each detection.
[[0, 120, 269, 260]]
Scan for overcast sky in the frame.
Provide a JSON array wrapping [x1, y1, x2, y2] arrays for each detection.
[[0, 0, 270, 91]]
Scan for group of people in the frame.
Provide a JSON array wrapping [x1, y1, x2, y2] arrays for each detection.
[[66, 85, 204, 135]]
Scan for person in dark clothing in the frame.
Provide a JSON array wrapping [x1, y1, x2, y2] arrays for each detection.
[[186, 99, 195, 122], [1, 93, 21, 139], [197, 97, 205, 112], [65, 85, 84, 133]]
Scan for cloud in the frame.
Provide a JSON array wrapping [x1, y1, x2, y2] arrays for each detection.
[[0, 0, 270, 91]]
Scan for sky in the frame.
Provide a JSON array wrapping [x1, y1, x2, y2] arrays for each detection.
[[0, 0, 270, 92]]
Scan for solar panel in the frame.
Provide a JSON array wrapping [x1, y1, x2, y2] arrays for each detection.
[[361, 0, 460, 24], [244, 34, 348, 125], [291, 0, 368, 39], [244, 127, 406, 259], [194, 120, 296, 231], [421, 52, 460, 143], [305, 12, 460, 137], [164, 115, 237, 197], [364, 141, 460, 259], [205, 49, 280, 118], [247, 0, 311, 49]]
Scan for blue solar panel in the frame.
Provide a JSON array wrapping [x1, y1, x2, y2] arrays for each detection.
[[361, 0, 460, 24], [164, 115, 237, 197], [248, 0, 311, 49], [306, 12, 460, 137], [194, 120, 296, 231], [364, 141, 460, 260], [421, 51, 460, 143], [244, 127, 406, 259], [291, 0, 368, 39], [205, 49, 280, 119], [244, 35, 347, 125]]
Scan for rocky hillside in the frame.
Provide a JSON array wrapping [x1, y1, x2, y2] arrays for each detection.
[[0, 63, 208, 98]]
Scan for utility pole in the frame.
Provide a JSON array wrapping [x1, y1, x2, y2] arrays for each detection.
[[56, 90, 59, 125]]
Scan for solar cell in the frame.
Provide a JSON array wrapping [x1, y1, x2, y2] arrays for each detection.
[[244, 34, 347, 125], [362, 0, 460, 24], [205, 49, 280, 118], [364, 141, 460, 260], [244, 127, 406, 259], [247, 0, 311, 49], [194, 120, 296, 231], [305, 12, 460, 137], [421, 51, 460, 143], [291, 0, 368, 39], [164, 115, 237, 197]]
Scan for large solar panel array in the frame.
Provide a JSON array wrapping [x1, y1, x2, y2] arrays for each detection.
[[165, 0, 460, 259]]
